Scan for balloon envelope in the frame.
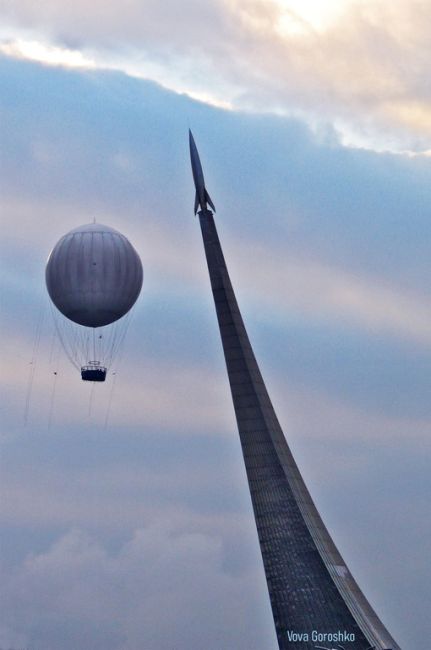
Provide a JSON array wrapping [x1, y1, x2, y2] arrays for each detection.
[[46, 223, 143, 327]]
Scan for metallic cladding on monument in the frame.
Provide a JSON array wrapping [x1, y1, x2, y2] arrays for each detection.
[[189, 130, 400, 650]]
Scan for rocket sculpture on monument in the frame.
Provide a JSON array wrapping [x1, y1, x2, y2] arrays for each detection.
[[189, 130, 400, 650]]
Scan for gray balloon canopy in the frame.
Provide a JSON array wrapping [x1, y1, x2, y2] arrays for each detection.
[[46, 223, 143, 328]]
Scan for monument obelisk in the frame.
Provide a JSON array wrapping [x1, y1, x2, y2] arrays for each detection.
[[189, 130, 400, 650]]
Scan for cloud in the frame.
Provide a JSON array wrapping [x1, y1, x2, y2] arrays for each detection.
[[0, 38, 97, 68], [1, 1, 431, 149], [0, 57, 430, 650], [229, 240, 431, 348], [0, 524, 275, 650], [2, 56, 431, 323]]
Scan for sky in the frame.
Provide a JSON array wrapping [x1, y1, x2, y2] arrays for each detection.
[[0, 2, 430, 649]]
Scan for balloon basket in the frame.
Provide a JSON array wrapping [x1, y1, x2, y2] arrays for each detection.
[[81, 365, 107, 382]]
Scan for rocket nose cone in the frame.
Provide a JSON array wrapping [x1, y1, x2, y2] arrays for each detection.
[[189, 130, 198, 161], [189, 131, 202, 177]]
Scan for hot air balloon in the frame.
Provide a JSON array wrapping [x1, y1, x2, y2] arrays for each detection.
[[46, 222, 143, 381]]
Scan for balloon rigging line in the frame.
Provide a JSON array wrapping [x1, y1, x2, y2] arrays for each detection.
[[104, 371, 117, 430], [109, 312, 132, 366], [85, 329, 90, 364], [103, 311, 135, 428], [48, 338, 61, 430], [47, 372, 58, 430], [24, 300, 45, 426], [52, 309, 132, 375], [48, 321, 57, 364], [88, 381, 96, 418], [50, 303, 80, 371]]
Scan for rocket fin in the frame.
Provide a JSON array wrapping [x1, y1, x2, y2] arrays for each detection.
[[205, 188, 216, 212]]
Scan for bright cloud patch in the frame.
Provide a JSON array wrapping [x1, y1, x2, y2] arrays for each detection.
[[1, 0, 431, 150], [0, 38, 96, 68]]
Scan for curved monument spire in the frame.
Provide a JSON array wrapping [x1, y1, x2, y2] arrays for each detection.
[[189, 130, 400, 650]]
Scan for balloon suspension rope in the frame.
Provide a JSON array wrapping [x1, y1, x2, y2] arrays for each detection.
[[88, 381, 96, 418], [104, 372, 117, 429], [24, 301, 45, 426], [48, 340, 60, 430]]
